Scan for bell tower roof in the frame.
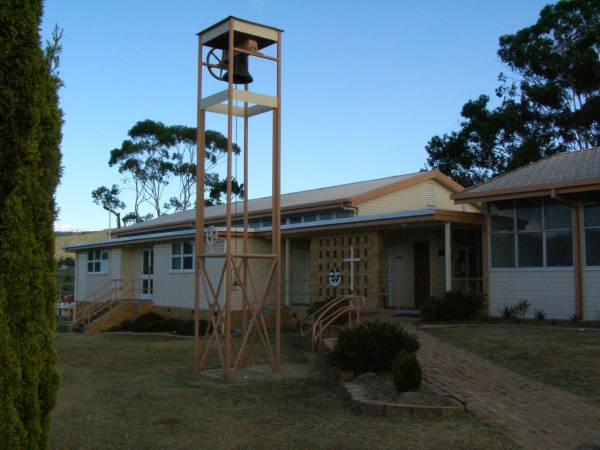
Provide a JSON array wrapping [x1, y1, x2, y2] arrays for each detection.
[[197, 16, 283, 50]]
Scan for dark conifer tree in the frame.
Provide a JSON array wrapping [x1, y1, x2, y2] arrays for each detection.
[[0, 1, 61, 447]]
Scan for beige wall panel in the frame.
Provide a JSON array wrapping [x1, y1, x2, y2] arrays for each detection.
[[357, 180, 478, 216], [489, 270, 575, 319], [583, 270, 600, 320]]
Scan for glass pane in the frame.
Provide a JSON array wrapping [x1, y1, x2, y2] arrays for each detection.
[[335, 210, 351, 219], [87, 262, 94, 272], [544, 200, 572, 230], [289, 216, 302, 224], [586, 229, 600, 266], [94, 249, 101, 260], [172, 242, 181, 255], [303, 214, 317, 223], [171, 257, 181, 270], [88, 250, 94, 260], [319, 212, 333, 221], [101, 250, 109, 260], [183, 241, 193, 255], [585, 202, 600, 227], [94, 261, 101, 272], [518, 232, 543, 267], [517, 199, 542, 231], [142, 280, 149, 294], [490, 201, 514, 232], [183, 256, 193, 270], [546, 230, 573, 267], [491, 234, 514, 268], [261, 219, 272, 227]]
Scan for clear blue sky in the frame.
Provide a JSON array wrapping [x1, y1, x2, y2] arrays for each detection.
[[42, 0, 552, 231]]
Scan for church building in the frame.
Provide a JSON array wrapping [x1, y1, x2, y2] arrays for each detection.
[[66, 170, 483, 324]]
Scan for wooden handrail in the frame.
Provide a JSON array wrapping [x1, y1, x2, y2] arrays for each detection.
[[300, 295, 365, 351], [73, 278, 145, 327]]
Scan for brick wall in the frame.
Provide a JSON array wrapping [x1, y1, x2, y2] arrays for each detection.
[[309, 231, 384, 307]]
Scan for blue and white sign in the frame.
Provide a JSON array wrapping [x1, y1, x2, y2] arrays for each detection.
[[328, 267, 342, 287]]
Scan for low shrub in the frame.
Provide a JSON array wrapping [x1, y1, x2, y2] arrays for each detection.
[[501, 299, 531, 320], [330, 321, 419, 374], [111, 312, 209, 336], [534, 308, 546, 321], [420, 290, 485, 322], [392, 350, 422, 392]]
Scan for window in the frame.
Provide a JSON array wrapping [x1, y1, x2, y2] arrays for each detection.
[[490, 199, 572, 268], [490, 201, 515, 267], [87, 249, 108, 273], [172, 241, 194, 271], [585, 202, 600, 266]]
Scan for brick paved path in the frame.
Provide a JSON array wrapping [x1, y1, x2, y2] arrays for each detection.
[[410, 324, 600, 449]]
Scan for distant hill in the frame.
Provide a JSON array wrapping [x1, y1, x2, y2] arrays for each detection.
[[55, 230, 109, 260]]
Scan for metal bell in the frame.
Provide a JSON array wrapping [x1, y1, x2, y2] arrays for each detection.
[[221, 52, 253, 85]]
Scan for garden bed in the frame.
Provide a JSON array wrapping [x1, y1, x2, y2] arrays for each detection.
[[320, 337, 465, 418]]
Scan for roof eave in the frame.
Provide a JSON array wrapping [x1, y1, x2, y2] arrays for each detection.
[[453, 177, 600, 203]]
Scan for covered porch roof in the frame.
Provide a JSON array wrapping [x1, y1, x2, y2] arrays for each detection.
[[64, 208, 482, 252]]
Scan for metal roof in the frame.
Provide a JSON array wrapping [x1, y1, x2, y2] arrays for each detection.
[[64, 208, 451, 251], [115, 172, 420, 235], [454, 147, 600, 201]]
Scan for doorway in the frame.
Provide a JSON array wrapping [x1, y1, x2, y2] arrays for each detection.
[[290, 240, 310, 306], [141, 248, 154, 300], [388, 243, 414, 308], [413, 241, 430, 308]]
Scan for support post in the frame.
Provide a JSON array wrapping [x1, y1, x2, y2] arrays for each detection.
[[272, 32, 282, 371], [574, 202, 584, 320], [193, 34, 205, 372], [224, 18, 235, 378], [444, 222, 452, 292]]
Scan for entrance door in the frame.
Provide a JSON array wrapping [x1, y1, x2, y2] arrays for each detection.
[[388, 243, 414, 308], [413, 241, 430, 308], [290, 244, 310, 306], [141, 249, 154, 300]]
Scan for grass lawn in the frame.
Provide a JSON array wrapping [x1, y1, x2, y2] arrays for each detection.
[[51, 333, 514, 449], [425, 324, 600, 403]]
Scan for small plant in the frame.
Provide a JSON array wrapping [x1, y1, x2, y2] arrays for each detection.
[[501, 304, 516, 320], [534, 309, 546, 321], [421, 290, 485, 322], [331, 321, 419, 374], [392, 350, 422, 392], [514, 299, 530, 318], [501, 299, 531, 320]]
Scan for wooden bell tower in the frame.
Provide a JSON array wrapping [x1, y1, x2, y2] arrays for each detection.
[[193, 17, 282, 378]]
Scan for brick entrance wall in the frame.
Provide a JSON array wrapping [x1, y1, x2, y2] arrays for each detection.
[[309, 231, 384, 307]]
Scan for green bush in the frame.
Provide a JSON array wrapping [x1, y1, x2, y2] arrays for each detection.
[[501, 299, 531, 320], [392, 350, 422, 392], [330, 321, 419, 374], [111, 312, 209, 336], [421, 290, 485, 322]]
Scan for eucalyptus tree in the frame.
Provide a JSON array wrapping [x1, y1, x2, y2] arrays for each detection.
[[91, 184, 126, 228], [426, 0, 600, 187], [109, 120, 174, 218]]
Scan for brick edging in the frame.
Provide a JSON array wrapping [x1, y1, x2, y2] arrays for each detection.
[[318, 338, 465, 418]]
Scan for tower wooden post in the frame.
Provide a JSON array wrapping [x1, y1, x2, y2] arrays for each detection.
[[193, 17, 283, 378]]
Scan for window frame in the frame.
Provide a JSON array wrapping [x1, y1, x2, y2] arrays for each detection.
[[171, 240, 195, 272], [87, 249, 109, 274], [489, 199, 574, 270], [584, 202, 600, 268]]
